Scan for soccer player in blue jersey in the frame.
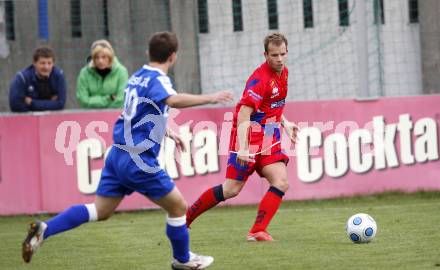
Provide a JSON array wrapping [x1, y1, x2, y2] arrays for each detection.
[[22, 32, 233, 269]]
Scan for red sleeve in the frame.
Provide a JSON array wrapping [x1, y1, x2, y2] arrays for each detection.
[[239, 76, 266, 112]]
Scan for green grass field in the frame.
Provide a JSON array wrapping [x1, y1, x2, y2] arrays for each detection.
[[1, 192, 440, 270]]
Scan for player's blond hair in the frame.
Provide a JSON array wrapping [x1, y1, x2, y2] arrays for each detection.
[[264, 33, 288, 52]]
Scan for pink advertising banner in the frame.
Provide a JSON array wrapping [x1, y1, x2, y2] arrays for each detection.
[[0, 95, 439, 215], [0, 115, 41, 214]]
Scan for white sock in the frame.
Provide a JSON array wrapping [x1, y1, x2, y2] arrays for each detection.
[[85, 203, 98, 222], [166, 215, 186, 227]]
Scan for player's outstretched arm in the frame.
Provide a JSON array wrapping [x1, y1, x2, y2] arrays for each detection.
[[165, 90, 233, 108]]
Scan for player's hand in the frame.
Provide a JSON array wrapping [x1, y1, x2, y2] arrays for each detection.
[[209, 90, 234, 104], [166, 128, 186, 152], [284, 121, 299, 144], [24, 96, 32, 105], [236, 150, 255, 167]]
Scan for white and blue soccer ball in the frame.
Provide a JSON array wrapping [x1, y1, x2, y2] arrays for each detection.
[[345, 213, 377, 243]]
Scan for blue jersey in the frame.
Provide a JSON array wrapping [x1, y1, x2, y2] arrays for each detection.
[[96, 65, 177, 199], [113, 65, 176, 163]]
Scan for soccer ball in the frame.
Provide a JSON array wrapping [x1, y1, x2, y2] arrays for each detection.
[[345, 213, 377, 243]]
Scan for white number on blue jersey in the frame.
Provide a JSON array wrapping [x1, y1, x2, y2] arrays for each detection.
[[122, 87, 139, 120]]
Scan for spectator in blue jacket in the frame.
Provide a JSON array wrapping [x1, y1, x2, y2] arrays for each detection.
[[9, 46, 67, 112]]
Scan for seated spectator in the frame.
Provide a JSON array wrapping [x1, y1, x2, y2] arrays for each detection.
[[9, 46, 66, 112], [76, 40, 128, 109]]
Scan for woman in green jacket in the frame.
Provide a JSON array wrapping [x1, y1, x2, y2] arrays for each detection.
[[77, 40, 128, 108]]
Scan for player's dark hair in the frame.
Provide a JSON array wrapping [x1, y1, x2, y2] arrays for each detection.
[[33, 46, 55, 62], [148, 32, 179, 63], [264, 33, 288, 52]]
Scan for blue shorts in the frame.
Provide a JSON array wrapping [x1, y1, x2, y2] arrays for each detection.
[[96, 147, 175, 200]]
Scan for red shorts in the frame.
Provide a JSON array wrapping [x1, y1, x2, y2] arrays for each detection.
[[225, 150, 289, 182]]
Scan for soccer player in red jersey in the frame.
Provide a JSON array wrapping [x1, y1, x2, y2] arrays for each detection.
[[186, 33, 298, 241]]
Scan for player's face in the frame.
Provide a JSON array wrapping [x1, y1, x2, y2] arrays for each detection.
[[264, 42, 287, 74], [93, 52, 112, 70], [33, 57, 54, 78]]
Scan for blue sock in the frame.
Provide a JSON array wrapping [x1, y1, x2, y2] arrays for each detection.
[[43, 204, 92, 239], [166, 216, 190, 263]]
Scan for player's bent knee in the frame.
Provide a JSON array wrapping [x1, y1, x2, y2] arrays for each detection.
[[273, 180, 289, 193], [223, 186, 241, 199], [97, 211, 113, 221], [222, 179, 245, 199], [168, 201, 187, 217], [179, 202, 188, 216], [96, 207, 114, 221], [282, 182, 290, 192]]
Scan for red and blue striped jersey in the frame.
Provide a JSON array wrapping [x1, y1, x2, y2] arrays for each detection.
[[229, 62, 288, 154]]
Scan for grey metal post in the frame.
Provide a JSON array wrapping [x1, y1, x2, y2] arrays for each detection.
[[169, 0, 201, 94], [107, 0, 131, 71], [0, 1, 10, 58], [419, 0, 440, 94], [355, 0, 370, 98]]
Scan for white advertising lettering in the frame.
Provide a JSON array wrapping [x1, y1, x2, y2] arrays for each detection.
[[296, 114, 439, 182]]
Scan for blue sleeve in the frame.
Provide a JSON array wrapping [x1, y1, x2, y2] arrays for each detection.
[[9, 73, 30, 112], [30, 70, 66, 111], [147, 75, 177, 103]]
